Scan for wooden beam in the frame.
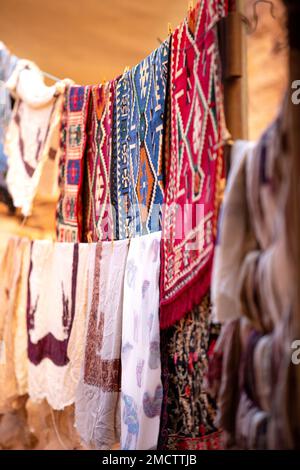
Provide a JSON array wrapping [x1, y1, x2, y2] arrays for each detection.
[[221, 0, 248, 141]]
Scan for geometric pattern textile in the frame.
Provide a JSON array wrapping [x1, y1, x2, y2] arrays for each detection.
[[159, 1, 228, 328], [82, 81, 116, 241], [111, 39, 169, 239], [56, 85, 91, 242]]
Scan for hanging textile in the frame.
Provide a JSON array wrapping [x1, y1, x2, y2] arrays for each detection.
[[4, 61, 69, 216], [210, 106, 295, 449], [159, 0, 228, 329], [56, 85, 91, 242], [82, 81, 116, 242], [211, 140, 256, 323], [121, 232, 162, 450], [111, 39, 169, 240], [75, 239, 129, 450], [0, 42, 18, 211], [0, 43, 18, 145], [158, 294, 222, 450], [14, 237, 31, 396], [27, 241, 90, 410], [0, 237, 30, 412]]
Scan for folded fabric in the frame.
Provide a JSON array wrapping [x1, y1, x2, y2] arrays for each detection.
[[158, 294, 223, 450], [111, 39, 169, 240], [5, 62, 69, 216], [211, 104, 297, 449], [159, 1, 228, 328], [56, 85, 91, 242], [0, 237, 30, 412], [75, 239, 129, 449], [27, 241, 90, 410], [211, 140, 256, 323], [121, 232, 162, 450], [82, 81, 116, 241]]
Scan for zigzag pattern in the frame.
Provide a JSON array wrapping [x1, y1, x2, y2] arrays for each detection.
[[111, 39, 169, 239], [83, 81, 115, 241], [159, 0, 228, 328]]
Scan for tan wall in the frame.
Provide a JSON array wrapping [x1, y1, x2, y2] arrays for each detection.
[[0, 0, 187, 84]]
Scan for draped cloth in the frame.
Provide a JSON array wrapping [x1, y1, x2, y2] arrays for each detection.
[[0, 43, 18, 193], [121, 232, 162, 450], [210, 106, 295, 448], [56, 85, 91, 242], [211, 140, 256, 323], [27, 241, 90, 410], [82, 81, 116, 242], [111, 40, 169, 240], [159, 0, 228, 328], [5, 62, 68, 216], [75, 239, 129, 450], [14, 238, 31, 396], [0, 237, 30, 412]]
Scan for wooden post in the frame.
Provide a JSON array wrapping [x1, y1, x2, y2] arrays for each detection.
[[220, 0, 248, 141]]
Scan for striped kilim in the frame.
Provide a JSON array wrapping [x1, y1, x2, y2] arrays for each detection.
[[56, 85, 91, 242], [159, 0, 228, 328], [83, 81, 116, 241]]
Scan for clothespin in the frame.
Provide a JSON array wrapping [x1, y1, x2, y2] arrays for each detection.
[[87, 231, 93, 243], [168, 23, 172, 36], [123, 65, 130, 76]]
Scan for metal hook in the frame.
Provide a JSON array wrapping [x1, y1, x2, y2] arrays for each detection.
[[242, 0, 276, 34]]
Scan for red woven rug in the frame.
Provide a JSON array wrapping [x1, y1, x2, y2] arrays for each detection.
[[159, 0, 228, 328]]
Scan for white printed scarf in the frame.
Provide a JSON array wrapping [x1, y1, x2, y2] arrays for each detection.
[[121, 232, 163, 450]]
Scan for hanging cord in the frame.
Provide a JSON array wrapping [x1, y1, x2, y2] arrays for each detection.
[[42, 70, 62, 82], [50, 407, 70, 451]]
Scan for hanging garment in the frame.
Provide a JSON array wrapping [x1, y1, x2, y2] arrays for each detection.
[[0, 42, 18, 210], [111, 39, 169, 240], [56, 85, 91, 242], [27, 241, 90, 410], [210, 107, 295, 449], [4, 61, 69, 216], [0, 237, 30, 412], [82, 81, 116, 242], [121, 232, 162, 450], [75, 239, 129, 450], [14, 237, 31, 396], [211, 140, 256, 323], [159, 0, 228, 329], [0, 42, 18, 155], [158, 294, 222, 450]]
